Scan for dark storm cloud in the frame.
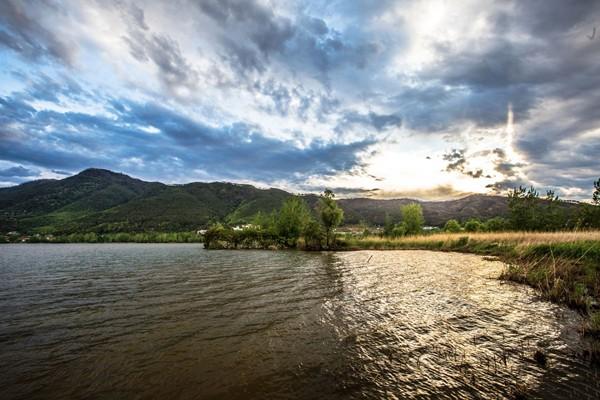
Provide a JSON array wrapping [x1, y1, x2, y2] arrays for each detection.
[[442, 149, 490, 179], [484, 148, 530, 194], [442, 149, 466, 172], [0, 165, 33, 178], [0, 92, 375, 182], [511, 0, 597, 36], [0, 0, 75, 65], [411, 44, 538, 129], [405, 0, 600, 134], [386, 83, 534, 131], [195, 0, 383, 82], [220, 38, 266, 74], [489, 148, 523, 179], [286, 23, 383, 80], [198, 0, 294, 58], [116, 101, 375, 181], [393, 0, 600, 199]]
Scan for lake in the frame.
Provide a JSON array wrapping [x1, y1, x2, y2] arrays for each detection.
[[0, 244, 598, 399]]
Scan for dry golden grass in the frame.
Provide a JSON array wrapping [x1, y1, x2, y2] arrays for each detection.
[[358, 230, 600, 248]]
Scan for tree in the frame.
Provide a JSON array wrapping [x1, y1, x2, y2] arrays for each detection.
[[464, 218, 483, 232], [401, 203, 424, 235], [302, 218, 324, 250], [319, 190, 344, 248], [507, 186, 540, 230], [203, 222, 227, 249], [276, 196, 311, 247], [579, 178, 600, 229], [540, 190, 567, 231], [383, 213, 394, 237], [484, 217, 508, 232], [252, 211, 272, 229], [444, 219, 462, 233]]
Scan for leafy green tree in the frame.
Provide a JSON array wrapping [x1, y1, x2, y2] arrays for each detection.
[[540, 190, 568, 231], [391, 223, 406, 237], [203, 223, 227, 249], [276, 196, 311, 247], [508, 186, 540, 230], [302, 219, 324, 250], [594, 178, 600, 205], [319, 189, 344, 248], [252, 211, 276, 233], [401, 203, 424, 235], [464, 218, 483, 232], [443, 219, 462, 233], [484, 217, 508, 232]]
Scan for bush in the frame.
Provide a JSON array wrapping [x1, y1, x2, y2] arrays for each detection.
[[444, 219, 462, 233], [391, 223, 406, 237], [484, 217, 508, 232], [303, 219, 324, 250], [464, 219, 483, 232]]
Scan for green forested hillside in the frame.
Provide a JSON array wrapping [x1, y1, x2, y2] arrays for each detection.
[[0, 169, 296, 233], [0, 168, 511, 234]]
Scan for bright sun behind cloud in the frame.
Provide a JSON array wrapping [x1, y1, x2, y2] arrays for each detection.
[[0, 0, 599, 200]]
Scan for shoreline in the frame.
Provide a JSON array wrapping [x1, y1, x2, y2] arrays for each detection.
[[5, 233, 600, 360]]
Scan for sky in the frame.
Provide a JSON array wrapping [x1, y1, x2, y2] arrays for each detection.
[[0, 0, 599, 200]]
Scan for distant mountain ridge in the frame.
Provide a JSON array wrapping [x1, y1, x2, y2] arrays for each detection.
[[0, 168, 509, 234]]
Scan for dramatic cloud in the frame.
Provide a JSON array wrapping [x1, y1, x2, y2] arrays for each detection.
[[0, 0, 76, 65], [442, 149, 490, 179], [0, 165, 33, 178], [0, 0, 598, 199], [0, 92, 374, 183]]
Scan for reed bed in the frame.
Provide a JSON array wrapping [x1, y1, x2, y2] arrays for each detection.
[[340, 230, 600, 353], [346, 230, 600, 247]]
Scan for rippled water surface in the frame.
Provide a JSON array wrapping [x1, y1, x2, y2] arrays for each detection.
[[1, 244, 599, 399]]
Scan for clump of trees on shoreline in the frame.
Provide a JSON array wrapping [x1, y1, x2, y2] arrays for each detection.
[[377, 179, 600, 237], [382, 203, 426, 237], [203, 190, 344, 250], [506, 182, 600, 231]]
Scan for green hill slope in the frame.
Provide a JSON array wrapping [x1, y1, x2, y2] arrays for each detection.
[[0, 168, 512, 234]]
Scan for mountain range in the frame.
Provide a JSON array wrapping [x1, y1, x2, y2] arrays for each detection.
[[0, 168, 509, 234]]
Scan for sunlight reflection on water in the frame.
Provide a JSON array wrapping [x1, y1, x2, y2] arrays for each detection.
[[0, 244, 598, 399]]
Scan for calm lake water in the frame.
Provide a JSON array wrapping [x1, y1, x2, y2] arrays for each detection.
[[0, 244, 599, 399]]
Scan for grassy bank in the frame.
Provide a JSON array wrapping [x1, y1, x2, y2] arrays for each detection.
[[340, 231, 600, 338]]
